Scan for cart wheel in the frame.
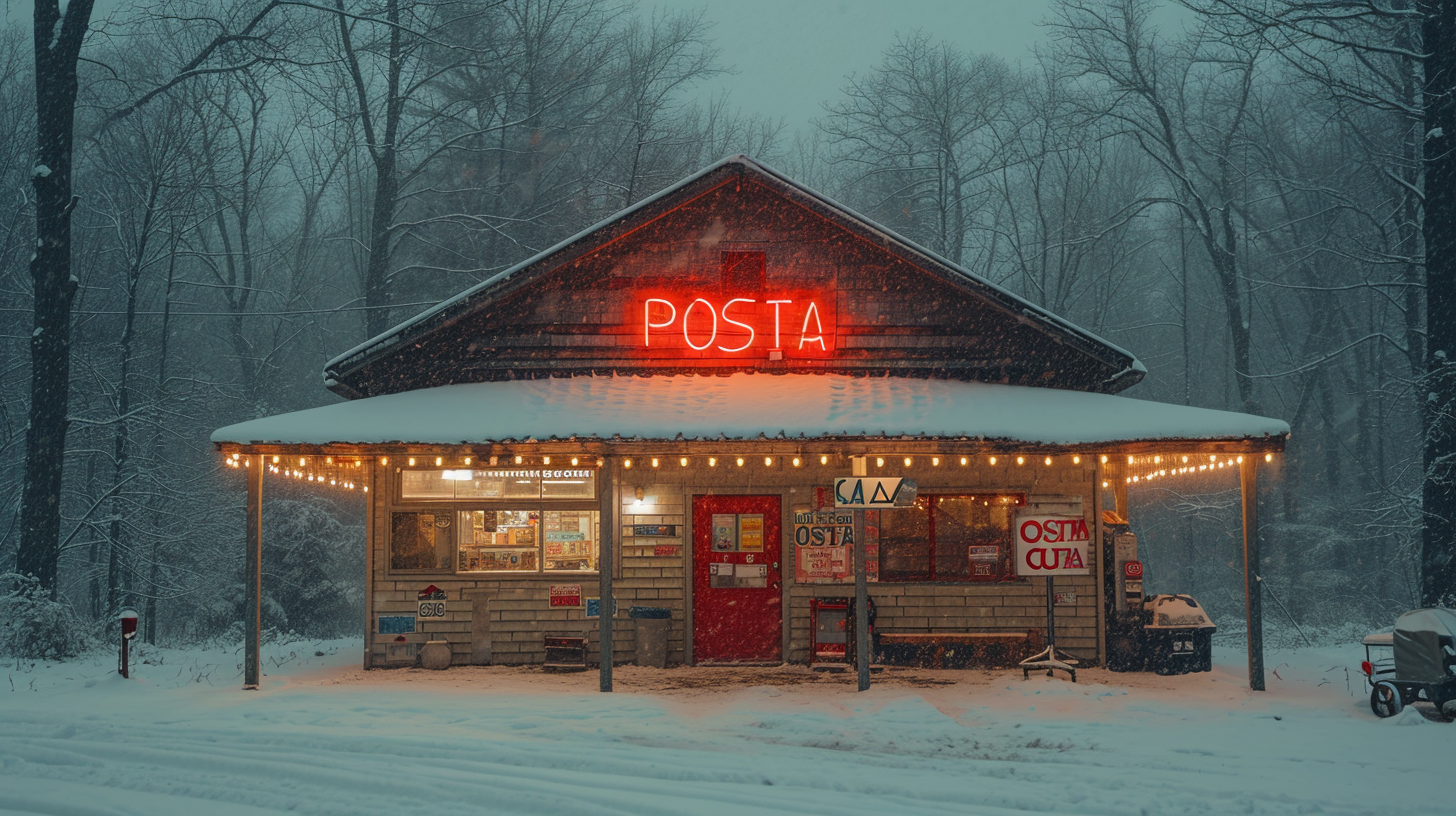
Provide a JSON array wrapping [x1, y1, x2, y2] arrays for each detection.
[[1370, 681, 1404, 718]]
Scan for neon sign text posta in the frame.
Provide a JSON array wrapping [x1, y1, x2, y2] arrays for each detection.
[[643, 296, 830, 353]]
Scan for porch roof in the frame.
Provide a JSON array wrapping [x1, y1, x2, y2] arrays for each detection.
[[211, 374, 1288, 450]]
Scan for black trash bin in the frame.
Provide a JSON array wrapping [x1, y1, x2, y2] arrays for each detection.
[[1142, 594, 1216, 675], [1105, 607, 1151, 673], [629, 606, 671, 668]]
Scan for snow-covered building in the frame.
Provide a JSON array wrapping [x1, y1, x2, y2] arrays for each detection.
[[213, 156, 1287, 687]]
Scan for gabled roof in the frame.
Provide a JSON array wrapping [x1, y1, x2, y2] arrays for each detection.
[[324, 155, 1145, 398]]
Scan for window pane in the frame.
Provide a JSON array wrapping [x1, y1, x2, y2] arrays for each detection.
[[401, 469, 558, 500], [542, 510, 599, 571], [457, 510, 538, 571], [399, 470, 453, 500], [541, 470, 595, 499], [452, 471, 507, 499], [878, 497, 930, 581], [932, 495, 1020, 581], [390, 511, 453, 571]]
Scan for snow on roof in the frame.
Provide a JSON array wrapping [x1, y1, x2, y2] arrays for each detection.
[[211, 374, 1288, 447], [324, 155, 1142, 390]]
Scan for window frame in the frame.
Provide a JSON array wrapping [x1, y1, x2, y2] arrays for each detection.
[[387, 467, 601, 577], [877, 492, 1026, 584]]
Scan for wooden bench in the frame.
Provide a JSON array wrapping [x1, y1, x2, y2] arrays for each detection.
[[875, 630, 1044, 669]]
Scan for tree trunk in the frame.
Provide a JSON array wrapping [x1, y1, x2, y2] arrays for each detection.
[[16, 0, 96, 594], [1423, 3, 1456, 607]]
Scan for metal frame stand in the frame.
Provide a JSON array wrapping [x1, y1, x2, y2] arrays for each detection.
[[1019, 576, 1079, 682]]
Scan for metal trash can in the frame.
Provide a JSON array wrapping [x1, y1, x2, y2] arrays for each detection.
[[1143, 594, 1216, 675], [629, 606, 671, 668]]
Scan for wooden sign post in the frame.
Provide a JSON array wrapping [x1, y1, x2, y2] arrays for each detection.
[[834, 475, 917, 691]]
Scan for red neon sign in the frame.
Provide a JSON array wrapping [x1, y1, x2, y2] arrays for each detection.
[[642, 295, 833, 356]]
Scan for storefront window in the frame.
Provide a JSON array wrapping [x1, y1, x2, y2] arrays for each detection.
[[455, 509, 598, 573], [390, 511, 455, 571], [400, 468, 594, 501], [878, 494, 1023, 582], [392, 468, 599, 574]]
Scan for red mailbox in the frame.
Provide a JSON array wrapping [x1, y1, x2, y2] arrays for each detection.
[[118, 608, 139, 678], [119, 608, 139, 640]]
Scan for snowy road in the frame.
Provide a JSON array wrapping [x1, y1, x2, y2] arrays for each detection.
[[0, 641, 1448, 816]]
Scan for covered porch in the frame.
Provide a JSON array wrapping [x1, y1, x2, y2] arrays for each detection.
[[213, 374, 1288, 691]]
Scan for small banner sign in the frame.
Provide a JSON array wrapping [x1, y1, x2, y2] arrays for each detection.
[[549, 584, 583, 607], [1014, 515, 1091, 576], [833, 477, 917, 509], [417, 585, 447, 619], [1124, 560, 1144, 578]]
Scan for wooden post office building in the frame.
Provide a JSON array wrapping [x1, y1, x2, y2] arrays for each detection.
[[213, 156, 1288, 688]]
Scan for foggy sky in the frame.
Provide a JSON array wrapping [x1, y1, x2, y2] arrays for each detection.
[[650, 0, 1054, 136]]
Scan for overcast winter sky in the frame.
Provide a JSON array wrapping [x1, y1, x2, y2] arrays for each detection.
[[651, 0, 1054, 135]]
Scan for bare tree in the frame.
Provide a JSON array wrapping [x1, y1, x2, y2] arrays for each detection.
[[819, 32, 1019, 269], [17, 0, 98, 595], [1049, 0, 1266, 414]]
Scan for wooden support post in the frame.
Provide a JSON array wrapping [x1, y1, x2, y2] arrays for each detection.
[[1240, 459, 1265, 691], [244, 454, 263, 690], [363, 458, 376, 670], [598, 457, 615, 693], [854, 508, 869, 692]]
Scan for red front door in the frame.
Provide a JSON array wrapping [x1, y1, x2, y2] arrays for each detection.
[[693, 495, 782, 663]]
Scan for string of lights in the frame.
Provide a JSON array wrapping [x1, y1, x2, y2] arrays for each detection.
[[223, 449, 1278, 492]]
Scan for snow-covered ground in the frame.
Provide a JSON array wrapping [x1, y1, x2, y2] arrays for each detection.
[[0, 639, 1449, 815]]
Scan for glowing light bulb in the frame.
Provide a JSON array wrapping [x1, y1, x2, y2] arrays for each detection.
[[820, 455, 829, 465], [515, 455, 523, 465], [542, 456, 551, 465], [408, 457, 416, 466], [1016, 456, 1025, 466], [435, 457, 442, 466], [875, 457, 884, 468], [571, 457, 579, 466], [960, 457, 968, 466], [651, 458, 659, 468], [709, 457, 717, 467], [1044, 457, 1052, 466], [931, 457, 940, 466], [1265, 453, 1273, 462], [989, 456, 997, 465], [1072, 455, 1080, 464], [680, 457, 689, 467], [792, 457, 802, 467], [765, 457, 773, 466], [623, 459, 632, 469], [736, 457, 745, 467], [904, 457, 912, 467]]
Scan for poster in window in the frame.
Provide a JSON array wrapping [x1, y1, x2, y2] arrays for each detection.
[[792, 509, 853, 583], [738, 514, 764, 552], [712, 514, 737, 551]]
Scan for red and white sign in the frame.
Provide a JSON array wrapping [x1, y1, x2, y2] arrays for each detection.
[[1014, 515, 1091, 576], [1124, 560, 1144, 578], [549, 584, 583, 607], [641, 295, 834, 356]]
